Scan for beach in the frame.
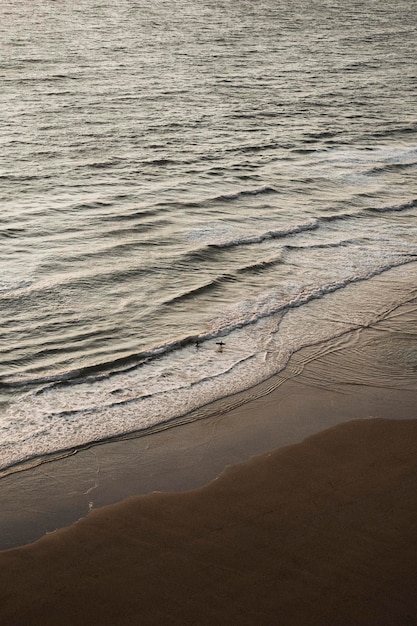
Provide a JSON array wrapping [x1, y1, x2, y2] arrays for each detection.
[[0, 298, 416, 625], [2, 0, 417, 622]]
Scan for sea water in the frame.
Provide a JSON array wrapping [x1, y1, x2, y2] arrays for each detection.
[[1, 0, 416, 475]]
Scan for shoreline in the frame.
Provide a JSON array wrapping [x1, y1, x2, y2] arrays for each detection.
[[3, 261, 416, 482], [0, 294, 416, 623], [0, 294, 416, 551]]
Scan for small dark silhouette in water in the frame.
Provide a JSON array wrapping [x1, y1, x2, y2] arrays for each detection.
[[195, 340, 201, 349], [216, 341, 225, 353]]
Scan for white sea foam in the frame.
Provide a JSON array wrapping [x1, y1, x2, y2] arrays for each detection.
[[1, 259, 416, 475]]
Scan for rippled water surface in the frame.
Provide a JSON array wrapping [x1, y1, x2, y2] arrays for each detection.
[[1, 0, 416, 474]]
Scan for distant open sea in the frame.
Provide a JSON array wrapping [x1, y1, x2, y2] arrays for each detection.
[[1, 0, 416, 476]]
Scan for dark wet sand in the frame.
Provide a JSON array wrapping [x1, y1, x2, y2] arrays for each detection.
[[0, 299, 416, 624], [1, 418, 417, 625]]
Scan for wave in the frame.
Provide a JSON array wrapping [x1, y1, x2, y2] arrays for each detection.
[[181, 197, 416, 260], [368, 162, 417, 175], [99, 207, 167, 224], [18, 199, 410, 296], [209, 221, 319, 249], [236, 256, 284, 275], [0, 173, 54, 183], [368, 125, 417, 140], [284, 238, 365, 252], [3, 196, 415, 303], [168, 274, 237, 304], [0, 262, 160, 304], [0, 227, 26, 239], [73, 159, 125, 171], [2, 255, 415, 393], [367, 199, 417, 213], [68, 199, 114, 211], [211, 186, 278, 202], [180, 221, 319, 264], [142, 158, 179, 166], [3, 73, 81, 84], [318, 198, 417, 223], [224, 141, 282, 154], [35, 234, 171, 272], [166, 186, 278, 210]]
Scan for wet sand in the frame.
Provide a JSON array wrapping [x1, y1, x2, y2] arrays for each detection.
[[1, 417, 417, 625], [0, 298, 416, 624], [1, 299, 417, 551]]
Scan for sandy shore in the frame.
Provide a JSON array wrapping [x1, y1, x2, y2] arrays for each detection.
[[1, 417, 417, 625], [0, 297, 416, 624], [1, 298, 417, 551]]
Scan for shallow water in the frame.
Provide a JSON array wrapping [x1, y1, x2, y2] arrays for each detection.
[[1, 0, 416, 474]]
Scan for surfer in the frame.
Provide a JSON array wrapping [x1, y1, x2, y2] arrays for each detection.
[[216, 341, 225, 353]]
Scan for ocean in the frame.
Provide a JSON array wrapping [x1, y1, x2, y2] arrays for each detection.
[[1, 0, 416, 477]]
